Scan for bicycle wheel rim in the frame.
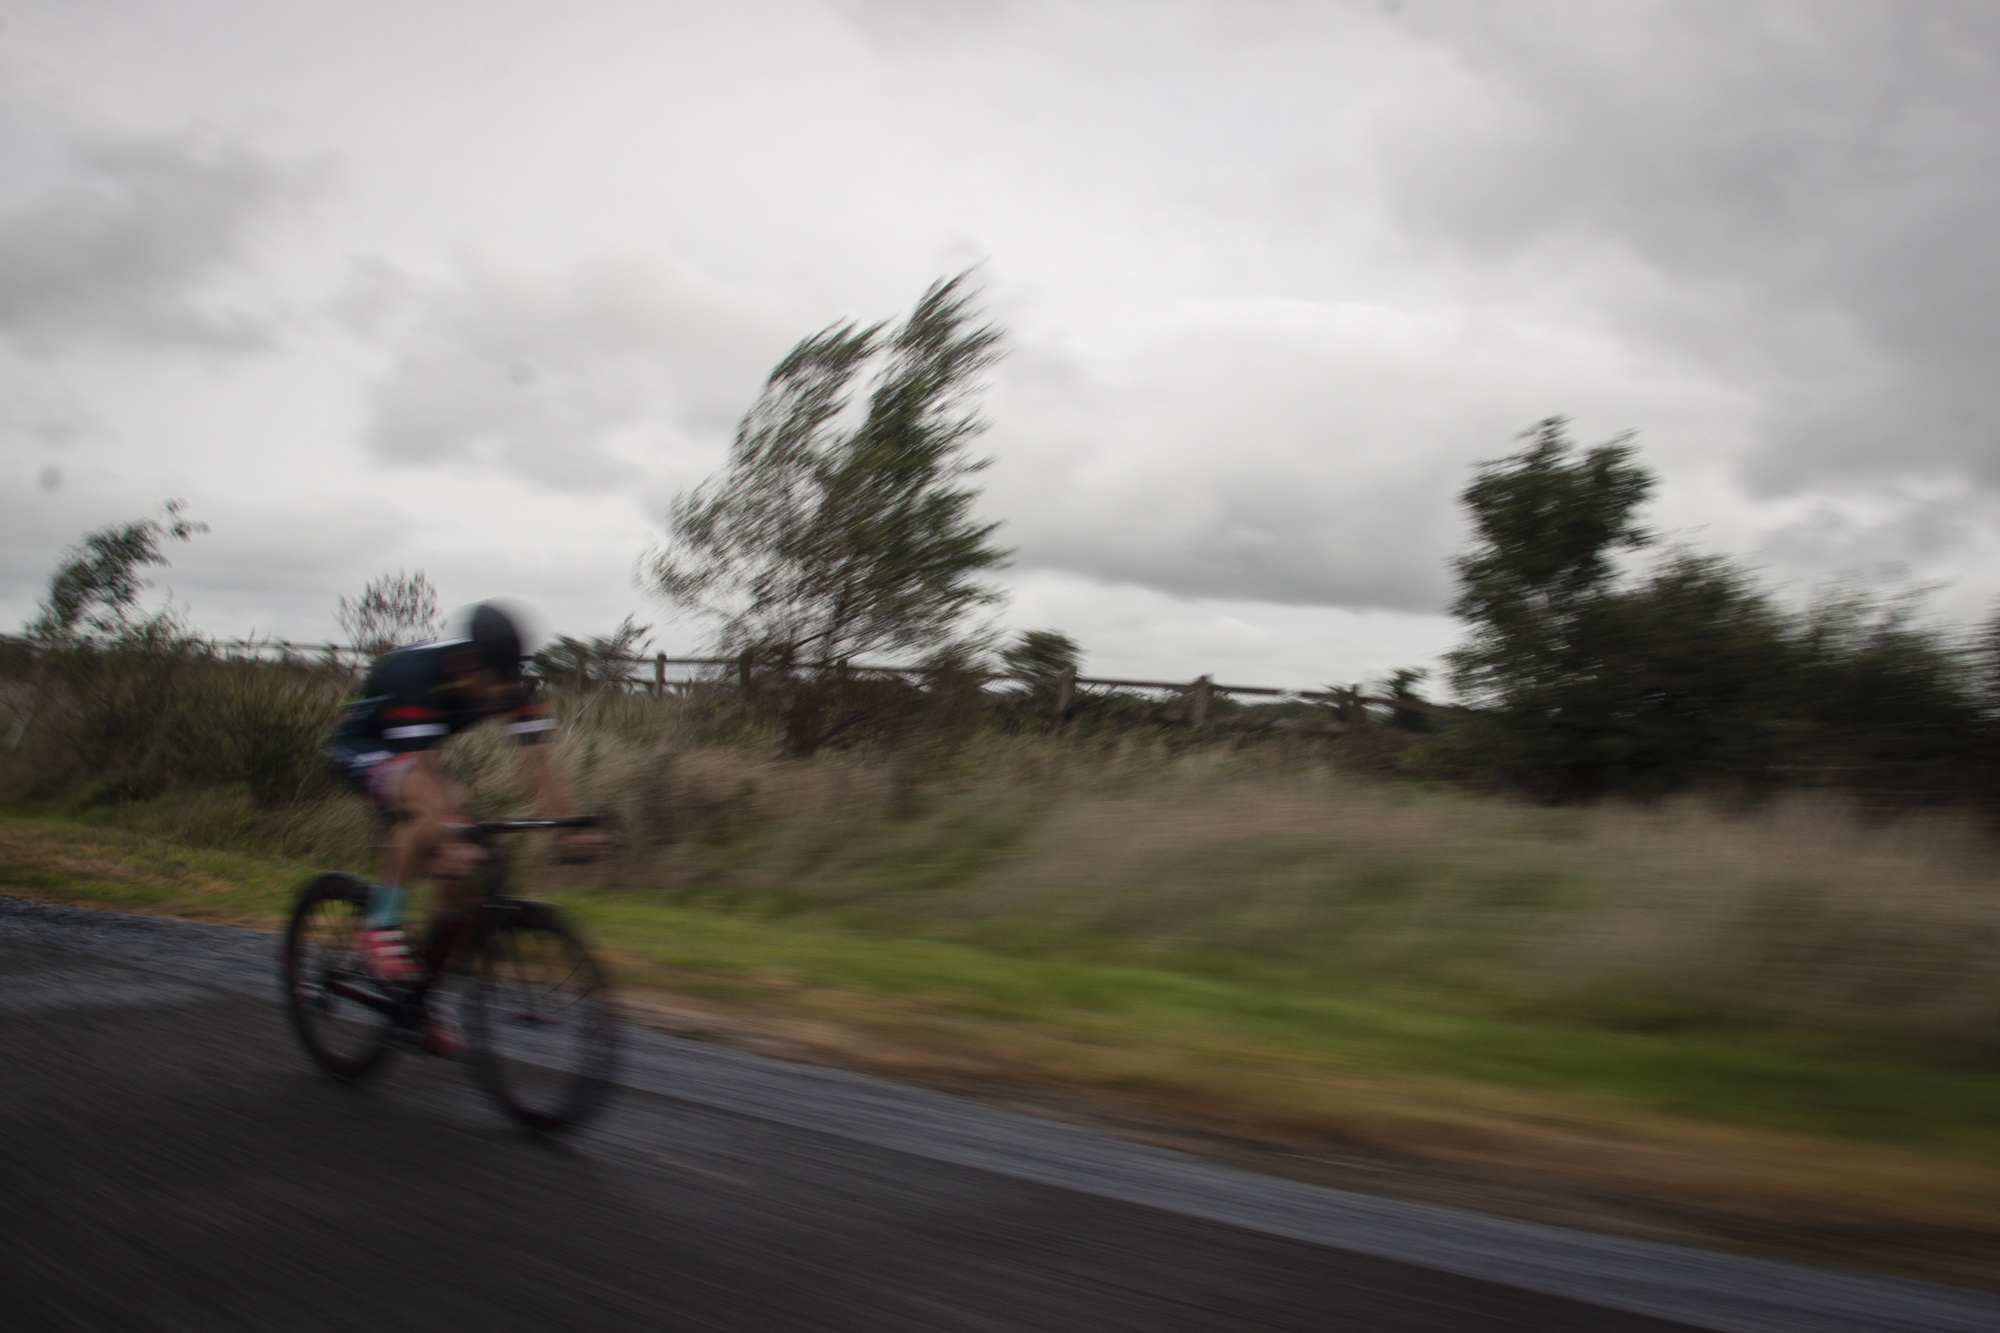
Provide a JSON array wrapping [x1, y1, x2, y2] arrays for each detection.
[[283, 873, 395, 1082], [467, 904, 618, 1133]]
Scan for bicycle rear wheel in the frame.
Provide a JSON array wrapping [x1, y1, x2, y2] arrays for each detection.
[[466, 900, 619, 1133], [282, 872, 396, 1082]]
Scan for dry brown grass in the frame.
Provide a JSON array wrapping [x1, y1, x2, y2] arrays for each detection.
[[411, 697, 2000, 1055]]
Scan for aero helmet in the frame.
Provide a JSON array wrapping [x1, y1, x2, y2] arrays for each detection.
[[468, 601, 524, 680]]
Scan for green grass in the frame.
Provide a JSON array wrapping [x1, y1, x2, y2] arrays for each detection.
[[0, 814, 337, 922], [570, 893, 2000, 1150]]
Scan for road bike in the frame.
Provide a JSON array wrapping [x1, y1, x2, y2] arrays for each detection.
[[280, 816, 619, 1133]]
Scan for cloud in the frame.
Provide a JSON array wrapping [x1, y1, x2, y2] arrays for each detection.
[[5, 0, 1994, 670], [0, 133, 307, 353], [0, 481, 399, 639], [361, 256, 788, 492], [1384, 2, 2000, 497], [998, 567, 1460, 690], [985, 292, 1741, 613]]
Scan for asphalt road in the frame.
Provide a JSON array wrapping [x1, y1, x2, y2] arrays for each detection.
[[2, 898, 1994, 1333]]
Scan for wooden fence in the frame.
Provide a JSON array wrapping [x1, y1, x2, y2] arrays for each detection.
[[190, 640, 1461, 727], [564, 652, 1455, 726]]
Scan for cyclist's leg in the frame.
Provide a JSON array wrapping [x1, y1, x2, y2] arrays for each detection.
[[382, 754, 466, 895], [388, 754, 488, 987], [323, 743, 424, 980]]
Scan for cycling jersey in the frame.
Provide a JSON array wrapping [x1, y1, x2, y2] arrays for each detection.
[[325, 639, 553, 802]]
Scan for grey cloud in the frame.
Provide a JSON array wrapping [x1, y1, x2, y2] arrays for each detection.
[[1387, 3, 2000, 497], [363, 257, 782, 492], [1750, 490, 2000, 618], [326, 256, 421, 341], [1011, 473, 1458, 613], [982, 298, 1669, 615], [0, 485, 403, 639], [0, 134, 306, 353], [0, 366, 102, 449]]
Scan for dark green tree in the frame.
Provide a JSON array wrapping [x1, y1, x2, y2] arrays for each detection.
[[1445, 417, 1653, 713], [1000, 628, 1080, 685], [1443, 421, 1792, 798], [644, 273, 1010, 670], [1382, 667, 1433, 733], [1789, 582, 1986, 799], [1535, 552, 1798, 796], [1444, 420, 1995, 801]]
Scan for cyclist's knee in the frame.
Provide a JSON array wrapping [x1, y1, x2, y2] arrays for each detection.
[[396, 756, 462, 821], [428, 823, 486, 884]]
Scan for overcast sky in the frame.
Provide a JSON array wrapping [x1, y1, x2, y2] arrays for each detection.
[[3, 1, 1995, 690]]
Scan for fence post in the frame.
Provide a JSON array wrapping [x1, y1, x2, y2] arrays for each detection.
[[738, 648, 754, 698], [1190, 674, 1213, 729], [653, 653, 665, 697], [1346, 684, 1368, 729], [1055, 666, 1075, 720]]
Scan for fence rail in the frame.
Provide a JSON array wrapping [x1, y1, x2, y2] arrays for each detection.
[[13, 637, 1461, 728], [556, 652, 1462, 725]]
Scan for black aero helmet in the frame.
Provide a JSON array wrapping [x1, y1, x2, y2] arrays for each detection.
[[468, 601, 523, 680]]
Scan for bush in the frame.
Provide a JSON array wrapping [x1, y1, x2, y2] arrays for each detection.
[[2, 634, 350, 809]]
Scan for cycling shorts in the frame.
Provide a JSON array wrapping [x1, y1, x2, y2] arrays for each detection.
[[326, 741, 422, 811]]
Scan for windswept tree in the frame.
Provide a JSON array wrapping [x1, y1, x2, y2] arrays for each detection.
[[643, 272, 1011, 670], [532, 615, 652, 688], [337, 570, 441, 659], [29, 500, 208, 644], [1000, 629, 1081, 685]]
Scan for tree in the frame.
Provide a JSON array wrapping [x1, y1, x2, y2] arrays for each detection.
[[1000, 629, 1080, 685], [643, 272, 1010, 669], [1446, 417, 1654, 712], [1789, 581, 1986, 798], [1381, 667, 1432, 733], [28, 500, 208, 644], [337, 570, 441, 659], [1533, 551, 1798, 796], [532, 615, 652, 688], [1443, 420, 1997, 801]]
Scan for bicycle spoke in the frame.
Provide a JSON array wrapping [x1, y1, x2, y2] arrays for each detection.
[[466, 906, 618, 1133], [282, 874, 396, 1082]]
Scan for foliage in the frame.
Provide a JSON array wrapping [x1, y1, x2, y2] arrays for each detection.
[[532, 615, 653, 688], [1514, 551, 1799, 798], [1446, 418, 1653, 711], [1442, 419, 1993, 802], [1381, 668, 1433, 733], [28, 500, 208, 644], [643, 272, 1010, 673], [336, 569, 441, 658], [1000, 629, 1081, 685], [7, 633, 345, 809], [1788, 581, 1988, 798]]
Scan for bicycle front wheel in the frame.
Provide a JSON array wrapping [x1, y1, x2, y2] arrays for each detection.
[[466, 900, 619, 1133], [282, 872, 396, 1082]]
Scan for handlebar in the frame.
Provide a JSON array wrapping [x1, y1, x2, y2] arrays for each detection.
[[471, 816, 601, 835]]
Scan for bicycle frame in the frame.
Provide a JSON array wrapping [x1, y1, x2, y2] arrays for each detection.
[[323, 816, 598, 1022]]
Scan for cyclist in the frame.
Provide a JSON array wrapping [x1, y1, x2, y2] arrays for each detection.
[[324, 601, 602, 1051]]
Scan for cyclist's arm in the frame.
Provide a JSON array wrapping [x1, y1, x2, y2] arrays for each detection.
[[502, 691, 585, 819], [517, 741, 579, 818]]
